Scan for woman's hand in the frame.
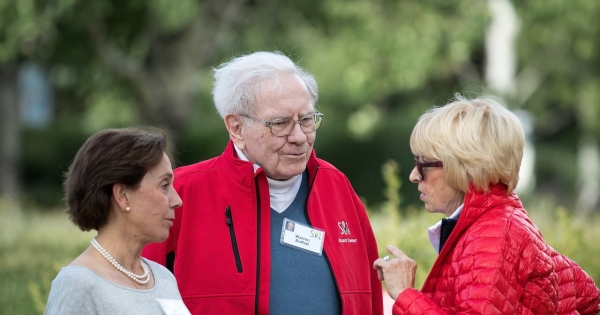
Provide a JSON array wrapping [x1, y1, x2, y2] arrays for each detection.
[[373, 244, 417, 300]]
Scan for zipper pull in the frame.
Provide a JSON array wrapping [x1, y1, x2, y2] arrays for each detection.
[[225, 206, 232, 225]]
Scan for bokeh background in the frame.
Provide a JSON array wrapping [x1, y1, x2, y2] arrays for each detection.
[[1, 0, 600, 314]]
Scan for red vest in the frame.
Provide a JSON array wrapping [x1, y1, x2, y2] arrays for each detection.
[[143, 141, 383, 315]]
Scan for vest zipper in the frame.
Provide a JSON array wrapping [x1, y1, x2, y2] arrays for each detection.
[[254, 177, 261, 315], [225, 206, 243, 273]]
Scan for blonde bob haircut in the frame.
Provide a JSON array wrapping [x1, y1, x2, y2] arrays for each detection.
[[410, 94, 524, 194]]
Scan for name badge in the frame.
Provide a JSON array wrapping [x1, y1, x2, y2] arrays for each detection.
[[156, 298, 191, 315], [280, 218, 325, 255]]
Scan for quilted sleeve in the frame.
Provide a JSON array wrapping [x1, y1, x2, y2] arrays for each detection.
[[552, 250, 600, 315], [392, 289, 448, 315], [392, 239, 527, 315], [392, 218, 558, 314], [450, 220, 557, 314], [573, 265, 600, 315]]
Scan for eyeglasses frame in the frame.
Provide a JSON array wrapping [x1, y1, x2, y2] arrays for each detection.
[[414, 156, 443, 181], [240, 111, 324, 137]]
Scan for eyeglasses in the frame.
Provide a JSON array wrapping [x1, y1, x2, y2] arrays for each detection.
[[414, 156, 443, 181], [240, 111, 324, 137]]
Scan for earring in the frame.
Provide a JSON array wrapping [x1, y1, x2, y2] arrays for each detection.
[[126, 206, 131, 212]]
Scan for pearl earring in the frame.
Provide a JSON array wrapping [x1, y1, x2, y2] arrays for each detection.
[[126, 206, 131, 212]]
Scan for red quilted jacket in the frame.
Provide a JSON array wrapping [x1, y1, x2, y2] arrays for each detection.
[[393, 184, 600, 315]]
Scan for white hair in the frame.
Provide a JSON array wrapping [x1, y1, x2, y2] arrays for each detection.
[[211, 51, 318, 118]]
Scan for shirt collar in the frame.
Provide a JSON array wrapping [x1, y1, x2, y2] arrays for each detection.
[[233, 144, 261, 173], [427, 204, 464, 254], [233, 144, 302, 213]]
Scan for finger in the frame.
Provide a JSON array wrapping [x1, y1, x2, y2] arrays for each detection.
[[377, 268, 384, 281], [386, 244, 406, 258], [372, 260, 385, 281], [373, 258, 386, 269], [373, 259, 381, 269]]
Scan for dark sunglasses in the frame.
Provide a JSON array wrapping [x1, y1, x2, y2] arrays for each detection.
[[414, 156, 443, 181]]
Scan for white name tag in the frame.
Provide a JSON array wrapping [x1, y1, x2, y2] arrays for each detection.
[[157, 298, 191, 315], [280, 218, 325, 255]]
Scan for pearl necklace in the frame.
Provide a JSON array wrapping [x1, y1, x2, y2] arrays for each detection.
[[91, 237, 150, 285]]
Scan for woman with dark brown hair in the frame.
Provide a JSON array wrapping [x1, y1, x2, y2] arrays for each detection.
[[45, 127, 187, 315]]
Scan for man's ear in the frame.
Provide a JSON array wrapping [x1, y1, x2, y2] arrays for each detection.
[[112, 183, 129, 212], [225, 114, 246, 150]]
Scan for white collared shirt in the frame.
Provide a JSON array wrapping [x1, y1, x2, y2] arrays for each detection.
[[233, 145, 302, 213], [427, 205, 464, 254]]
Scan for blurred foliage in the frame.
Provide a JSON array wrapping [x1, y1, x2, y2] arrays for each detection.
[[0, 197, 92, 315], [513, 0, 600, 201], [0, 0, 599, 210]]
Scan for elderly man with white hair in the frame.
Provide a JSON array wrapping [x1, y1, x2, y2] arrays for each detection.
[[143, 51, 383, 315]]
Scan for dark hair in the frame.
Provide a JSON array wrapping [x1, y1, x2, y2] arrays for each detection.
[[64, 127, 171, 231]]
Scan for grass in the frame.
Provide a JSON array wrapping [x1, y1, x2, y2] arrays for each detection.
[[0, 162, 598, 314], [0, 198, 92, 315]]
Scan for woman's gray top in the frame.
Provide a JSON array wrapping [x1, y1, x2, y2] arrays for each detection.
[[44, 258, 184, 315]]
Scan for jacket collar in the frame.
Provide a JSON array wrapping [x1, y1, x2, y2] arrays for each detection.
[[306, 149, 319, 187], [422, 183, 522, 291], [458, 183, 518, 230], [220, 140, 320, 189], [445, 183, 519, 246]]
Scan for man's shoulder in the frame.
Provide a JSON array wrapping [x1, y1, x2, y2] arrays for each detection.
[[314, 157, 350, 180], [314, 157, 336, 170], [174, 155, 225, 180]]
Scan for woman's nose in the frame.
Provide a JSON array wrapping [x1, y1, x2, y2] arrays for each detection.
[[409, 167, 421, 183]]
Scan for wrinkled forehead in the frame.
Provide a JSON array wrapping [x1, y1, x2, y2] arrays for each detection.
[[253, 74, 313, 115], [256, 73, 307, 95]]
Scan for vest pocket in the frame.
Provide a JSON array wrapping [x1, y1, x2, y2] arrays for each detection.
[[225, 206, 243, 273]]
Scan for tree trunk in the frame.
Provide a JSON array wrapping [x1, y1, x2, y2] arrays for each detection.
[[576, 135, 600, 214], [485, 0, 535, 195], [0, 64, 21, 200], [575, 84, 600, 214]]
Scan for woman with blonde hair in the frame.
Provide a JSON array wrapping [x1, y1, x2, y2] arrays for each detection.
[[374, 95, 600, 314]]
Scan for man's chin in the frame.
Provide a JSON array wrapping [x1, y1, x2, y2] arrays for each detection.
[[269, 168, 306, 180]]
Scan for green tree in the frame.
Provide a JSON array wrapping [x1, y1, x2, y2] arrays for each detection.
[[0, 0, 59, 200], [515, 0, 600, 211], [6, 0, 600, 210]]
